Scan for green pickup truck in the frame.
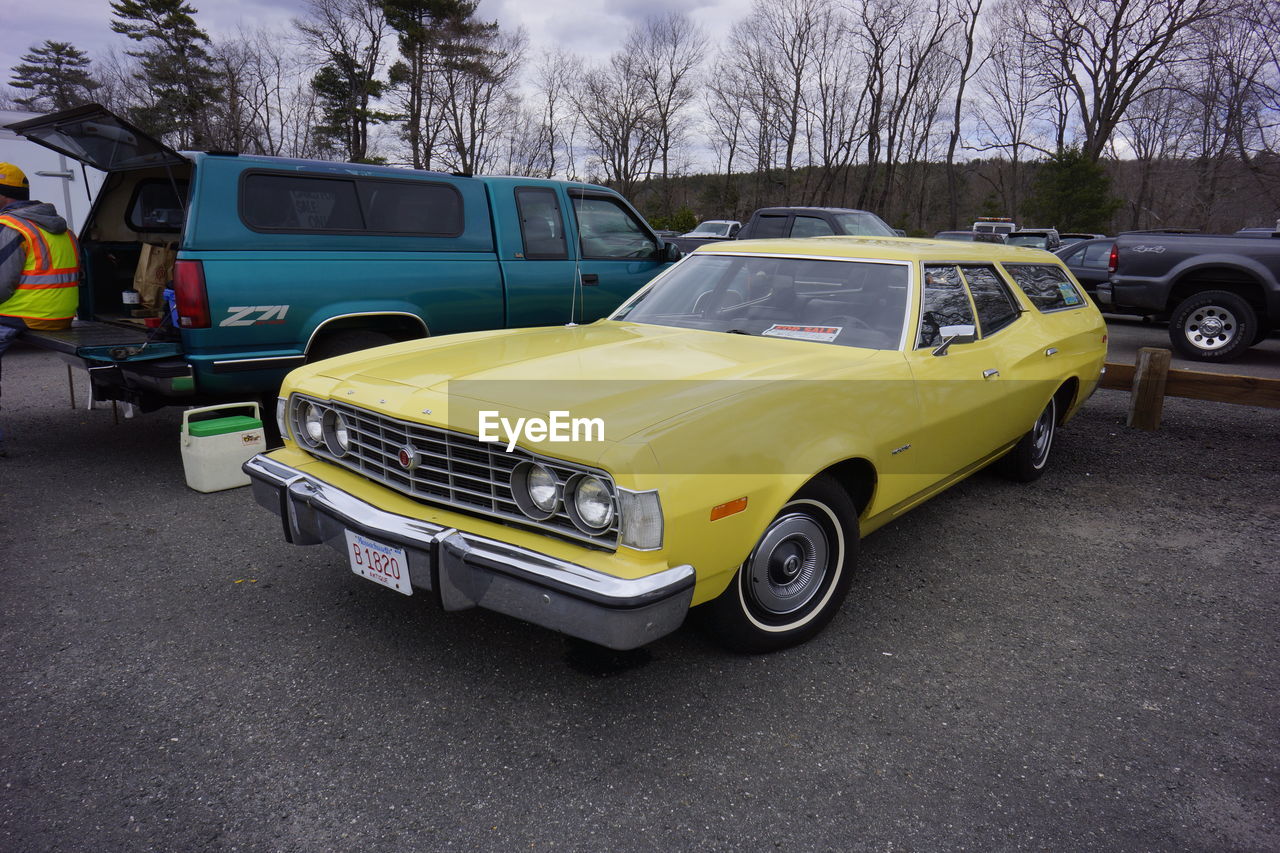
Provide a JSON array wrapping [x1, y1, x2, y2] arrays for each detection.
[[7, 105, 679, 410]]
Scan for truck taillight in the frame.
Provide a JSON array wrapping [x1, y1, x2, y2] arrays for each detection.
[[1107, 243, 1118, 274], [173, 259, 210, 328]]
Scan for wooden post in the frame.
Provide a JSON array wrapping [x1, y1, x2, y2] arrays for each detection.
[[1128, 347, 1172, 430]]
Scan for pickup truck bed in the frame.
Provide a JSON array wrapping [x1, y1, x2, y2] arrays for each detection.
[[23, 319, 150, 357]]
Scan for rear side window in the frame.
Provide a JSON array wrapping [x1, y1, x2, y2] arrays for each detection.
[[515, 187, 567, 259], [127, 179, 189, 232], [240, 172, 462, 235], [1004, 264, 1085, 312], [359, 180, 462, 235], [1081, 242, 1110, 268], [242, 174, 363, 231], [959, 265, 1020, 336]]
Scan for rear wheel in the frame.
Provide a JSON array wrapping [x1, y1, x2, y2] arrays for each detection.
[[308, 329, 398, 362], [701, 476, 858, 653], [1000, 396, 1056, 483], [1168, 290, 1258, 362]]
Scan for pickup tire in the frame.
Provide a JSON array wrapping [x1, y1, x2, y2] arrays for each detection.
[[700, 476, 858, 653], [308, 330, 397, 362], [1168, 291, 1258, 362]]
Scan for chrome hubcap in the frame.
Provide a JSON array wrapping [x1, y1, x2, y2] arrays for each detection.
[[745, 513, 829, 616], [1031, 401, 1055, 468], [1184, 306, 1237, 351]]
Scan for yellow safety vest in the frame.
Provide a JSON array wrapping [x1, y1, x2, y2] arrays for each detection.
[[0, 214, 80, 330]]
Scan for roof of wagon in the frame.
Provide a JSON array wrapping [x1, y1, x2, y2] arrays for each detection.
[[696, 235, 1063, 264]]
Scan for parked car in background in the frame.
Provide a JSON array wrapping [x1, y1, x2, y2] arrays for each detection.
[[1235, 224, 1279, 237], [1059, 232, 1106, 248], [669, 219, 741, 253], [7, 104, 678, 413], [1100, 230, 1280, 360], [1006, 229, 1062, 251], [934, 230, 1006, 243], [735, 206, 897, 240], [1055, 238, 1113, 297], [246, 236, 1106, 653], [972, 217, 1017, 235], [682, 220, 741, 239]]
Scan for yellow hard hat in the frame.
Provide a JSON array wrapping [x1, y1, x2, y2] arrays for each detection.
[[0, 162, 30, 197]]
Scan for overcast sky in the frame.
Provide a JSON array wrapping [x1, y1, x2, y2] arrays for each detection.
[[2, 0, 755, 81]]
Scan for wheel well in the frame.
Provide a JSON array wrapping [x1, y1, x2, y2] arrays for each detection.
[[1053, 378, 1078, 424], [1168, 269, 1266, 317], [815, 458, 876, 517], [306, 313, 428, 354]]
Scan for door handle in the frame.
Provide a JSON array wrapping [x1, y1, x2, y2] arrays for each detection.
[[580, 273, 599, 286], [1045, 347, 1059, 357], [983, 368, 1000, 379]]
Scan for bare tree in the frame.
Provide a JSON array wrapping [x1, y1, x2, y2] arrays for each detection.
[[1012, 0, 1226, 161], [943, 0, 985, 228], [570, 50, 657, 198], [626, 13, 708, 217]]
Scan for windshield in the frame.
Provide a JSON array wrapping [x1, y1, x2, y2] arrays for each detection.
[[686, 221, 731, 237], [832, 212, 896, 237], [1006, 234, 1049, 248], [613, 253, 908, 350]]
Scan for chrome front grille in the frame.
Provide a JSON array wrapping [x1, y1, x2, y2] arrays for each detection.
[[292, 396, 619, 548]]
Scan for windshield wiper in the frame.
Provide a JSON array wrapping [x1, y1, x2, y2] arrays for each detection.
[[724, 328, 755, 335]]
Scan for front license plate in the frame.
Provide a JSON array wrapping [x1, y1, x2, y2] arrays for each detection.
[[345, 530, 411, 596]]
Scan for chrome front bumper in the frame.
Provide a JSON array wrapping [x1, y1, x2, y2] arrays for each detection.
[[243, 454, 696, 650]]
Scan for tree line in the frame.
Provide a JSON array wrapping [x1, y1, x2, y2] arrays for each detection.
[[6, 0, 1279, 234]]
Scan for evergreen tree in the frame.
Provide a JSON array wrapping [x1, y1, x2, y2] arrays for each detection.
[[383, 0, 495, 169], [110, 0, 221, 147], [9, 41, 100, 112], [1024, 148, 1123, 233]]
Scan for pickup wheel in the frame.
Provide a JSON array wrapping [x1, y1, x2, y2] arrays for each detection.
[[308, 330, 397, 362], [701, 476, 858, 653], [1169, 291, 1258, 362], [999, 396, 1056, 483]]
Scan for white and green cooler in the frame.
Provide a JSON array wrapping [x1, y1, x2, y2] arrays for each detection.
[[180, 403, 267, 492]]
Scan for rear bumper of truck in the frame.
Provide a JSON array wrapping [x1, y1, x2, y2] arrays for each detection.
[[1099, 277, 1168, 313]]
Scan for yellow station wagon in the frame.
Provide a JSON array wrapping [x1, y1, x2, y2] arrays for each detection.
[[245, 237, 1107, 652]]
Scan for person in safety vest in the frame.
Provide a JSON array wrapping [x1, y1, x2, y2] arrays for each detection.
[[0, 162, 81, 456]]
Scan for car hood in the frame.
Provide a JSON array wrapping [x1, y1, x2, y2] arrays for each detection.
[[304, 321, 878, 456]]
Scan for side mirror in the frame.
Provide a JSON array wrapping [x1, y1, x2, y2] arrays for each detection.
[[662, 241, 683, 262], [729, 224, 741, 237], [933, 323, 976, 356]]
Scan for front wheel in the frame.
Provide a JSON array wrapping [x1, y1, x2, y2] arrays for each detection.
[[700, 476, 858, 653], [999, 396, 1056, 482], [1168, 290, 1258, 362]]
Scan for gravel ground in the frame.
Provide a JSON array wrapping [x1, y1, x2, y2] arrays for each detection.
[[1, 341, 1277, 852]]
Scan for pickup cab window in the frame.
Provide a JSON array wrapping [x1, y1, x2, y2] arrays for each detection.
[[792, 216, 835, 238], [751, 215, 790, 239], [572, 195, 658, 259], [1004, 264, 1084, 312], [515, 187, 568, 259]]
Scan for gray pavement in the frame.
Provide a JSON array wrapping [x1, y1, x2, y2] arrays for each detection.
[[1102, 314, 1280, 377], [1, 339, 1277, 852]]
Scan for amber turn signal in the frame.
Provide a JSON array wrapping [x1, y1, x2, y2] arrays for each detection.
[[710, 496, 748, 521]]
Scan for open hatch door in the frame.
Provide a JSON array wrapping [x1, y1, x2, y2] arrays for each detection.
[[4, 103, 186, 172]]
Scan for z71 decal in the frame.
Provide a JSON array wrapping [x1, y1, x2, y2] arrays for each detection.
[[221, 305, 290, 327]]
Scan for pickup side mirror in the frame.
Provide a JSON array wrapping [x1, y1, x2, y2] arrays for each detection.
[[729, 224, 741, 237], [933, 323, 976, 356], [662, 241, 683, 263]]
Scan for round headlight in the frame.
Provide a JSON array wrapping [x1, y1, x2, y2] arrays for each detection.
[[300, 402, 324, 446], [323, 409, 351, 456], [570, 475, 614, 531], [512, 461, 559, 520]]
